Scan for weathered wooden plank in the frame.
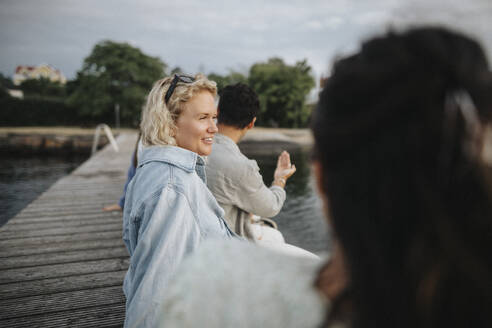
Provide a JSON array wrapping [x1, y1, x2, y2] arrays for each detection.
[[0, 246, 128, 270], [0, 230, 122, 247], [46, 181, 124, 191], [28, 187, 122, 195], [19, 199, 117, 208], [33, 182, 123, 188], [31, 194, 122, 201], [26, 189, 120, 195], [0, 302, 125, 328], [37, 186, 123, 192], [33, 194, 121, 201], [12, 210, 119, 221], [16, 205, 119, 216], [19, 204, 120, 212], [25, 194, 122, 203], [29, 184, 122, 192], [0, 237, 124, 258], [20, 202, 119, 211], [0, 222, 122, 239], [1, 216, 121, 232], [21, 198, 121, 207], [0, 270, 126, 299], [0, 258, 129, 284], [47, 180, 125, 187], [34, 190, 123, 196], [0, 286, 125, 320], [7, 211, 117, 224]]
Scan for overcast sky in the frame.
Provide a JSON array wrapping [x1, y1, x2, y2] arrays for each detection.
[[1, 0, 491, 84]]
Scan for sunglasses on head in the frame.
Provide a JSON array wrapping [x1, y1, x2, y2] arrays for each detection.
[[164, 74, 195, 104]]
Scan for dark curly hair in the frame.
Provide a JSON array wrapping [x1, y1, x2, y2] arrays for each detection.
[[312, 26, 492, 328], [218, 83, 260, 128]]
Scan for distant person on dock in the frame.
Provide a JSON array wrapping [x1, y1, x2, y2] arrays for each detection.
[[102, 133, 142, 212], [206, 83, 296, 241], [159, 27, 492, 328], [121, 74, 237, 327]]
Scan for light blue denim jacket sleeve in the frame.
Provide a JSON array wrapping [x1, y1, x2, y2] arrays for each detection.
[[122, 146, 237, 328]]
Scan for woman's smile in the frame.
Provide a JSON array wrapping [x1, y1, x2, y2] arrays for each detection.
[[202, 137, 214, 144]]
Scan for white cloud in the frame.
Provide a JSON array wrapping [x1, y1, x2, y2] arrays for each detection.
[[325, 16, 345, 29], [304, 16, 345, 31], [351, 11, 392, 26]]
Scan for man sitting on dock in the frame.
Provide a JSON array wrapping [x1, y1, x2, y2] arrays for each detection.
[[206, 83, 296, 241]]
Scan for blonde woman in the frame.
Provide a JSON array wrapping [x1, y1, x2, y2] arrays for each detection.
[[122, 74, 236, 328]]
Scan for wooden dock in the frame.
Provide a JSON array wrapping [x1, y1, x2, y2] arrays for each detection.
[[0, 132, 138, 327]]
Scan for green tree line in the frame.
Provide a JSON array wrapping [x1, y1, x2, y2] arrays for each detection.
[[1, 41, 315, 128]]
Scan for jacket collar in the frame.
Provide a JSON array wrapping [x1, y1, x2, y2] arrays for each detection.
[[139, 145, 206, 174]]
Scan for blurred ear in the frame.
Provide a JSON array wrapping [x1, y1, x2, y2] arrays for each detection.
[[246, 117, 256, 130]]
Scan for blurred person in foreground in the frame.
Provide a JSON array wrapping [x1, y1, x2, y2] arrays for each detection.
[[206, 83, 296, 242], [122, 74, 236, 327], [158, 26, 492, 328]]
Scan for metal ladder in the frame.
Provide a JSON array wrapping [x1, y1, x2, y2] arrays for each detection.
[[91, 124, 119, 155]]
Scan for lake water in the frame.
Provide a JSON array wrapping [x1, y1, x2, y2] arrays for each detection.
[[0, 149, 331, 254], [251, 150, 331, 254], [0, 154, 87, 227]]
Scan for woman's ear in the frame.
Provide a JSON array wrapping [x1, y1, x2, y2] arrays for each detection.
[[316, 240, 349, 300], [169, 126, 176, 138], [247, 117, 256, 130]]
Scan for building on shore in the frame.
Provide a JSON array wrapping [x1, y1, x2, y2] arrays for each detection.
[[13, 64, 67, 86], [7, 89, 23, 99]]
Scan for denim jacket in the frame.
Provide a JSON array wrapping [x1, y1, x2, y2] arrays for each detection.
[[122, 145, 236, 328]]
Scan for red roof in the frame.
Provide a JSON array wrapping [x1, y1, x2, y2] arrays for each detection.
[[15, 65, 36, 73]]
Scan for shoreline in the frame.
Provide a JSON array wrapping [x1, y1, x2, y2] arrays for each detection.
[[0, 126, 314, 155], [3, 126, 492, 165], [0, 127, 131, 154]]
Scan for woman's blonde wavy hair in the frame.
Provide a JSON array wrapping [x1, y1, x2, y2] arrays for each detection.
[[140, 74, 217, 146]]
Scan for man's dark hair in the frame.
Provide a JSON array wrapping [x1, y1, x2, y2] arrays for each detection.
[[218, 83, 259, 129]]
